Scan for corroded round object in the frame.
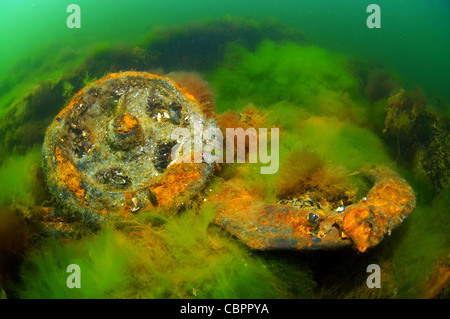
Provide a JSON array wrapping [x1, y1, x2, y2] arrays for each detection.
[[43, 71, 216, 222]]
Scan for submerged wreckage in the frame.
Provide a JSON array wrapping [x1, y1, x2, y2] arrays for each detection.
[[42, 71, 416, 252]]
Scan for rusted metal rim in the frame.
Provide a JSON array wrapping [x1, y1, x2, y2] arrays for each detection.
[[42, 71, 216, 222], [211, 166, 416, 252]]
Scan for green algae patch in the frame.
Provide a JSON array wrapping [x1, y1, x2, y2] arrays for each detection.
[[0, 147, 42, 207], [392, 191, 450, 298], [17, 227, 132, 299], [209, 40, 362, 116]]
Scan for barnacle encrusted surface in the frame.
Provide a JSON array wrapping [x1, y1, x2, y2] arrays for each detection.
[[211, 166, 415, 252], [42, 71, 216, 222]]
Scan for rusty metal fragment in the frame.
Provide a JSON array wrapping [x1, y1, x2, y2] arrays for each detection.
[[334, 166, 416, 252], [43, 71, 216, 222], [211, 166, 415, 252]]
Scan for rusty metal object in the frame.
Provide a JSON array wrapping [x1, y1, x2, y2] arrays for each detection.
[[42, 71, 416, 252], [334, 166, 416, 252], [43, 71, 216, 222], [211, 166, 415, 252]]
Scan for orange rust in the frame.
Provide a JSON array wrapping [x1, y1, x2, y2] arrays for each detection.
[[336, 167, 416, 252], [293, 222, 309, 239], [123, 192, 133, 202], [149, 161, 203, 208], [212, 166, 415, 251], [209, 180, 324, 250], [55, 147, 85, 200], [117, 114, 139, 134], [43, 71, 215, 221], [118, 192, 134, 218], [338, 207, 373, 252], [53, 89, 86, 120], [94, 71, 163, 83], [41, 210, 73, 233]]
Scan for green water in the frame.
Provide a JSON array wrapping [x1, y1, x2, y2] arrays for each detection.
[[1, 0, 450, 102], [0, 0, 449, 300]]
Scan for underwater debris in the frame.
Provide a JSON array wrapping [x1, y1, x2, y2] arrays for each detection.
[[333, 166, 416, 252], [42, 71, 216, 222], [210, 166, 415, 252], [42, 71, 417, 252]]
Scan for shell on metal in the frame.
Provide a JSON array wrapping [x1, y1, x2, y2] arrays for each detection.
[[42, 71, 216, 222], [210, 166, 416, 252]]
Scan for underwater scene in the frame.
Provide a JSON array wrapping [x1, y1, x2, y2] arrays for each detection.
[[0, 0, 449, 301]]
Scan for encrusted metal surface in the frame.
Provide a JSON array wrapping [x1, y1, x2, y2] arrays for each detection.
[[43, 71, 216, 222], [334, 166, 416, 252], [211, 166, 416, 252]]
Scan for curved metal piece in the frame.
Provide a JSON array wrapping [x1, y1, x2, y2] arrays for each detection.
[[334, 166, 416, 252], [43, 72, 216, 222], [41, 71, 416, 252], [211, 166, 416, 252]]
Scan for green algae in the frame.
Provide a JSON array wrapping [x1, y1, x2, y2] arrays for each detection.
[[0, 147, 42, 207], [209, 40, 361, 113], [391, 191, 450, 298], [15, 207, 315, 299], [17, 227, 133, 299]]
